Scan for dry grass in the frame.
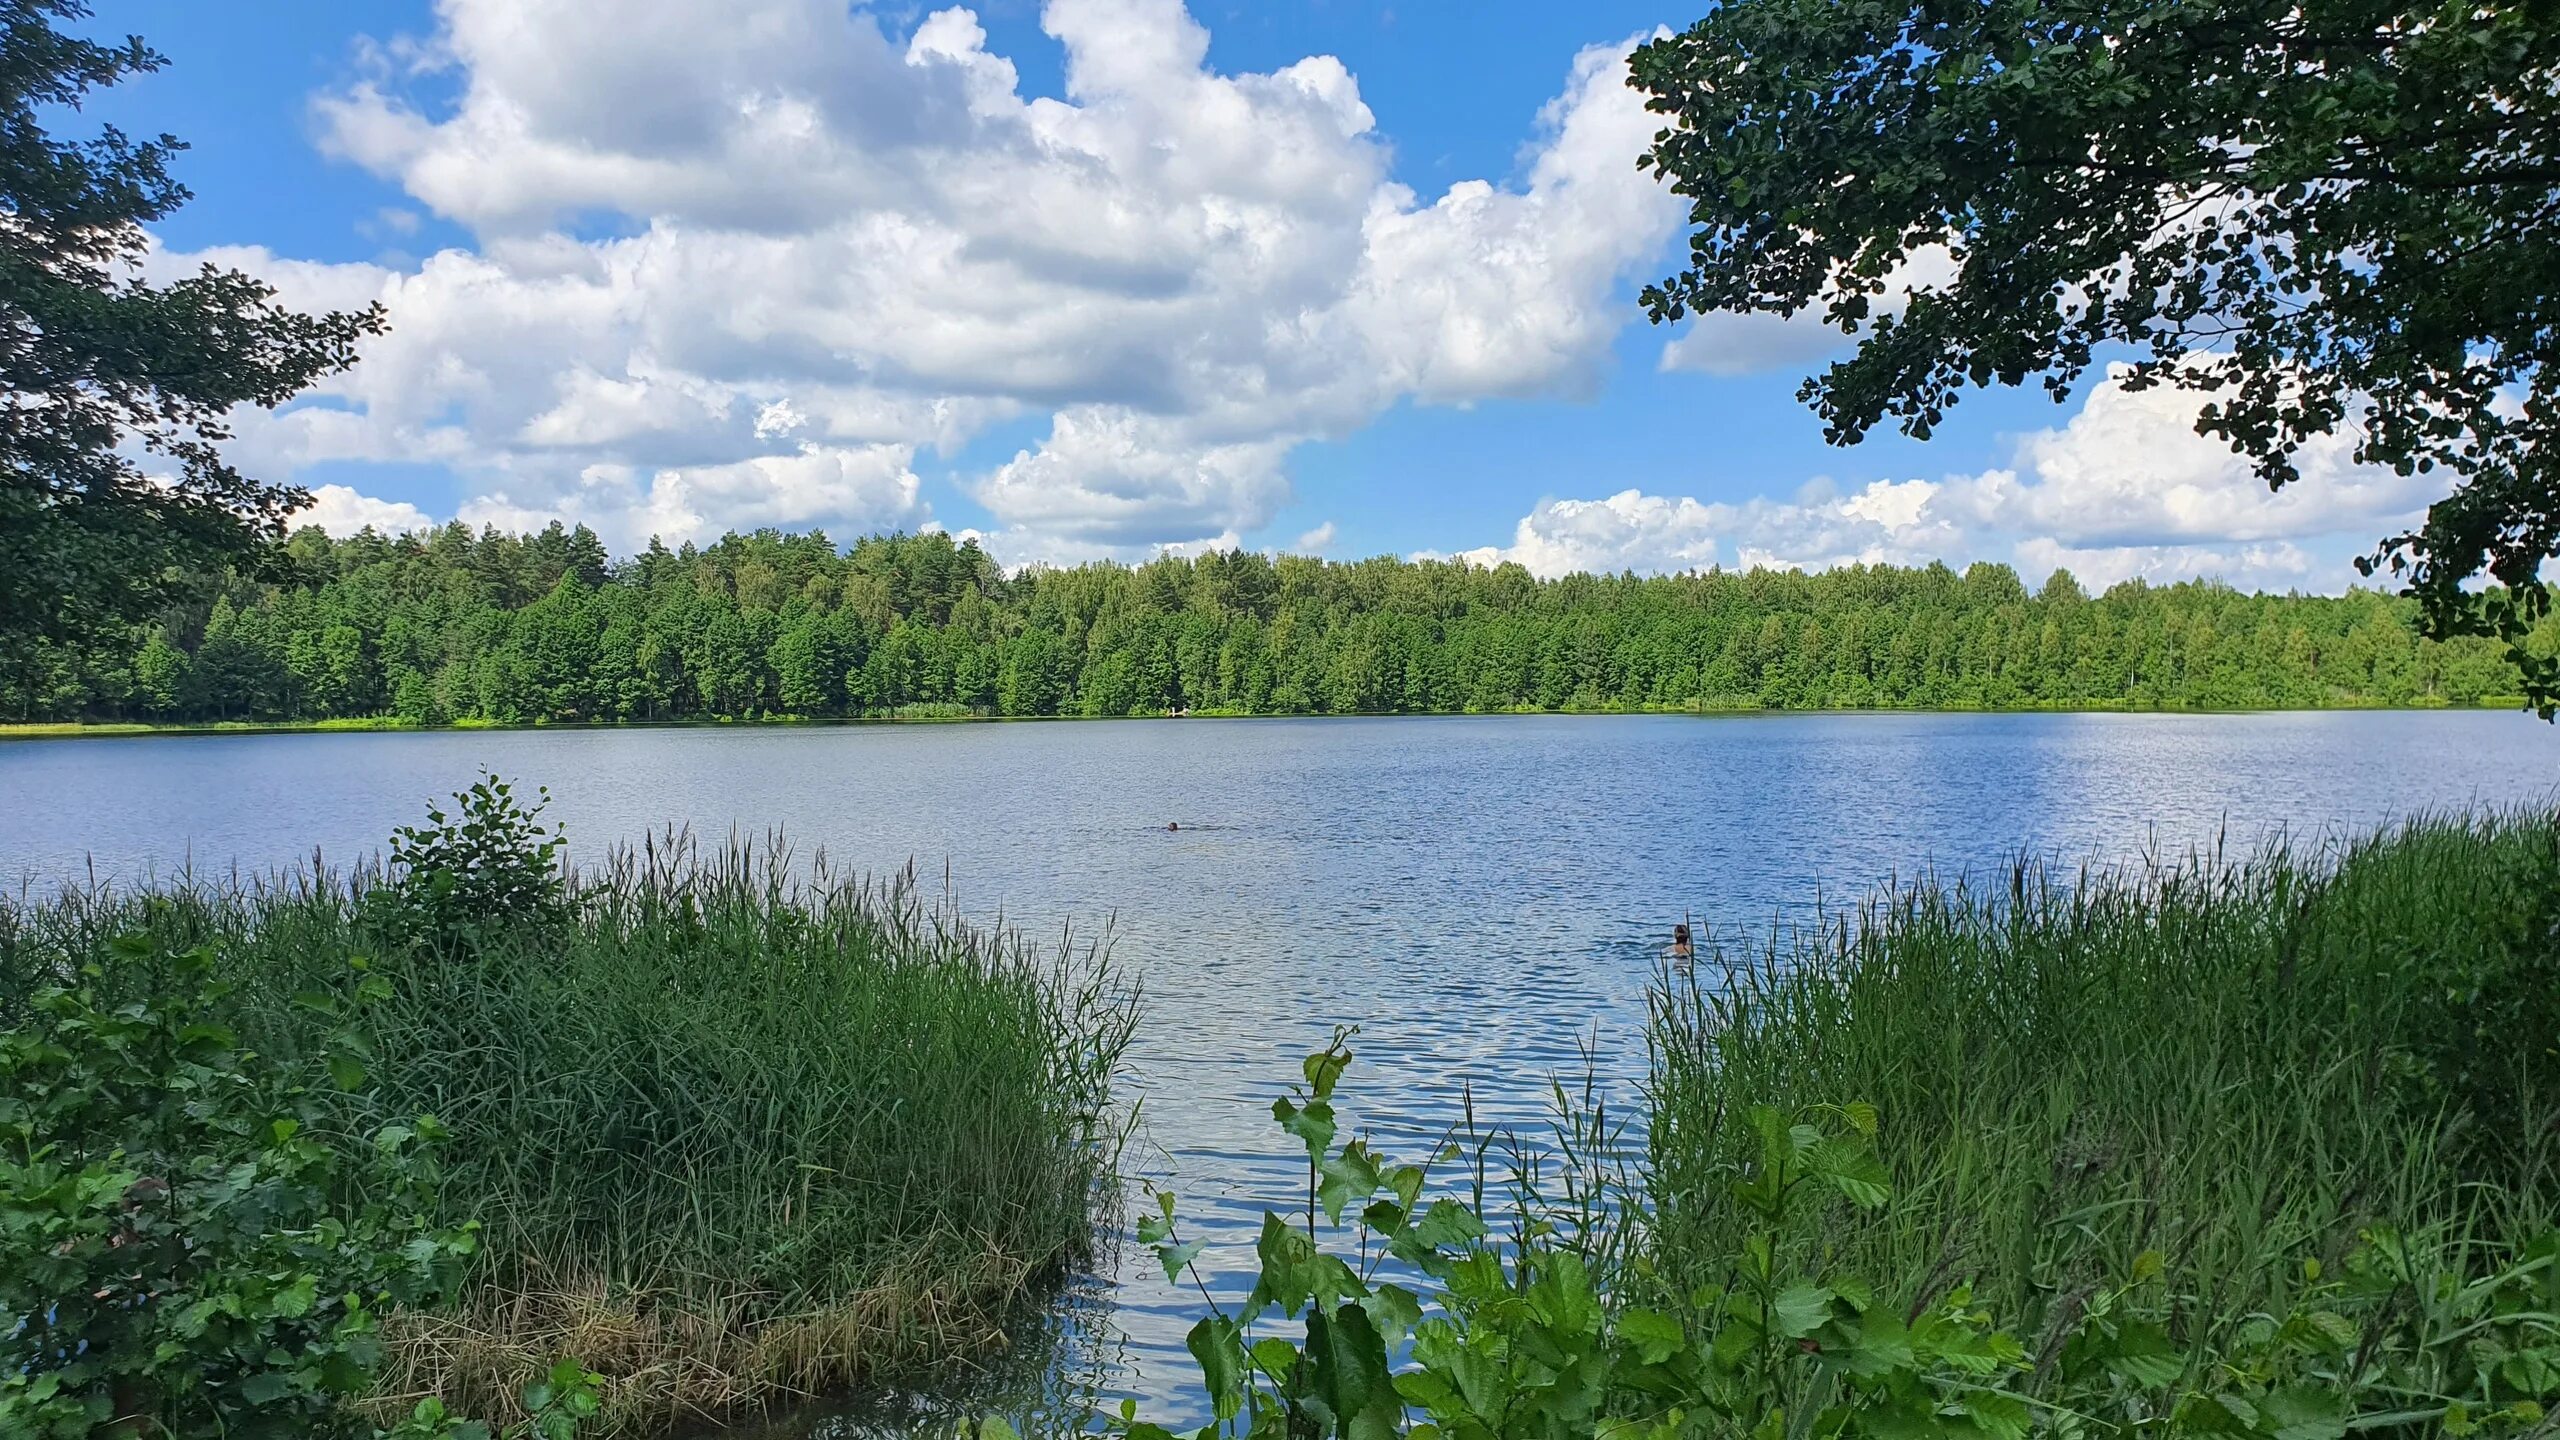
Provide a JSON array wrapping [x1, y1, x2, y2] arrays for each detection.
[[367, 1244, 1049, 1435]]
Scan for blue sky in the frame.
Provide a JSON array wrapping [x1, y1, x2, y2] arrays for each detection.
[[83, 1, 2427, 590]]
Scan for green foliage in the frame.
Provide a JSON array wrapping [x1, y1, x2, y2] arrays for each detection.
[[1648, 810, 2560, 1418], [1631, 0, 2560, 709], [0, 1, 384, 677], [1093, 1041, 2560, 1440], [1, 797, 1139, 1429], [9, 526, 2547, 725], [0, 931, 475, 1438], [380, 1362, 604, 1440], [374, 774, 567, 947]]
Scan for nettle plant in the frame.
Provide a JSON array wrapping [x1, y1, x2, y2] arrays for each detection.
[[375, 774, 568, 948], [0, 931, 472, 1438], [0, 929, 603, 1440], [1045, 1037, 2560, 1440], [1085, 1032, 2041, 1440]]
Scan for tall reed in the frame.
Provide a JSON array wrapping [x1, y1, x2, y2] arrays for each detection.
[[1646, 809, 2560, 1364], [0, 830, 1140, 1433]]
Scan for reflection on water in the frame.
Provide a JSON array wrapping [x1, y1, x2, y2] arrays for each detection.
[[4, 711, 2555, 1434]]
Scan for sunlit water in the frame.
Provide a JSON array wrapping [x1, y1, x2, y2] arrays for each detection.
[[4, 712, 2555, 1433]]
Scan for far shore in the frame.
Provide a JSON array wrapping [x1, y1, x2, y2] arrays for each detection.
[[0, 695, 2527, 744]]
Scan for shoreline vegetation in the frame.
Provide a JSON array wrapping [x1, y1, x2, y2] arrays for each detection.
[[1649, 808, 2560, 1361], [1103, 808, 2560, 1440], [10, 527, 2557, 732], [0, 782, 1139, 1436], [0, 689, 2540, 743]]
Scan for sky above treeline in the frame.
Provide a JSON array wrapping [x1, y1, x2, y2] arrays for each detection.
[[87, 0, 2435, 591]]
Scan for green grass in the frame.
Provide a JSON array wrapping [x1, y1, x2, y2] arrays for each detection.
[[0, 835, 1139, 1433], [1646, 810, 2560, 1366]]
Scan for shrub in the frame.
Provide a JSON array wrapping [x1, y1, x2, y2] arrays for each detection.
[[1, 791, 1139, 1433], [373, 775, 567, 949], [0, 931, 472, 1439], [1081, 1040, 2560, 1440]]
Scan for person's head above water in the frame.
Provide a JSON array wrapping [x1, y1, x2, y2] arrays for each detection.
[[1167, 821, 1179, 831], [1673, 923, 1691, 944]]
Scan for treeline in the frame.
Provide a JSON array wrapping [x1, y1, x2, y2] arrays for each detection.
[[5, 522, 2539, 724]]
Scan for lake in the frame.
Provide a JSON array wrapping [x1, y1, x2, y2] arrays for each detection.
[[3, 710, 2555, 1432]]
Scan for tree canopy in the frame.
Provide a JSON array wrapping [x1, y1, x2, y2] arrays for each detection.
[[0, 1, 381, 680], [6, 524, 2541, 725], [1630, 0, 2560, 711]]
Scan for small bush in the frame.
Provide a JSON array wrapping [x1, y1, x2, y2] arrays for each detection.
[[0, 932, 473, 1439], [373, 775, 567, 949], [1, 787, 1139, 1434]]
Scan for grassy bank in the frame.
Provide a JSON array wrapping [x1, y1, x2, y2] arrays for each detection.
[[1648, 809, 2560, 1371], [0, 821, 1138, 1435]]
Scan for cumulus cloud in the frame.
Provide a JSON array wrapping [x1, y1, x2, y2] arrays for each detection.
[[296, 483, 435, 538], [187, 0, 1683, 557], [1454, 368, 2433, 592], [1658, 244, 1961, 378], [1446, 479, 1958, 577]]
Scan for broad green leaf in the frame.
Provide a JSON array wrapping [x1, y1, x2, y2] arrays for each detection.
[[1274, 1096, 1337, 1161], [1188, 1314, 1249, 1421], [1318, 1142, 1383, 1225], [326, 1052, 366, 1092], [1810, 1138, 1890, 1208], [2260, 1385, 2348, 1440], [2106, 1319, 2185, 1387], [238, 1371, 294, 1405], [1616, 1307, 1687, 1365], [1362, 1282, 1424, 1343], [272, 1273, 319, 1318], [1157, 1237, 1208, 1284], [1840, 1310, 1915, 1377], [1308, 1302, 1399, 1440], [1250, 1211, 1322, 1315], [1960, 1390, 2031, 1440], [1303, 1045, 1353, 1102], [1405, 1198, 1487, 1249], [1771, 1283, 1835, 1340]]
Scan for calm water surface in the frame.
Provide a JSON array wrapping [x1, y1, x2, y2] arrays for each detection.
[[3, 712, 2554, 1431]]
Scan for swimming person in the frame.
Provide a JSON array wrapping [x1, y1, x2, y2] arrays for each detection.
[[1167, 821, 1180, 832], [1670, 923, 1693, 963]]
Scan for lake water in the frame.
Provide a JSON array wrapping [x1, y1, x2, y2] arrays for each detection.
[[4, 711, 2556, 1432]]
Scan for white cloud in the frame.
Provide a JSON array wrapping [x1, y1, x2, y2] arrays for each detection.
[[197, 0, 1683, 559], [1974, 366, 2434, 548], [1446, 478, 1959, 578], [296, 483, 435, 537], [973, 408, 1288, 557], [1293, 520, 1337, 554], [2012, 537, 2320, 592], [1659, 244, 1961, 377], [1453, 368, 2433, 591]]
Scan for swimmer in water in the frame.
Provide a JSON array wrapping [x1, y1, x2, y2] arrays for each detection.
[[1167, 821, 1180, 832], [1670, 922, 1693, 963]]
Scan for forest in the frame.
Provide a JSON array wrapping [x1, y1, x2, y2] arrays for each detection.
[[4, 521, 2539, 726]]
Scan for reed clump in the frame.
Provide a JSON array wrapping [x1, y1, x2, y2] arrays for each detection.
[[1646, 808, 2560, 1364], [0, 821, 1138, 1436]]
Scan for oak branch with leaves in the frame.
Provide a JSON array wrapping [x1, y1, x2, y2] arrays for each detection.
[[1632, 0, 2560, 712]]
